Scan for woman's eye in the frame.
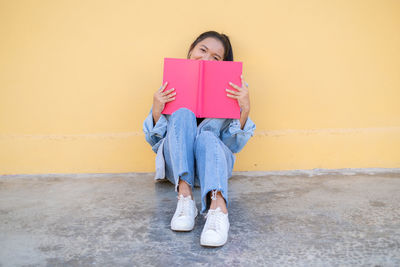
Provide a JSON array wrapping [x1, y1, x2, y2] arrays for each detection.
[[200, 48, 206, 52], [214, 57, 219, 60]]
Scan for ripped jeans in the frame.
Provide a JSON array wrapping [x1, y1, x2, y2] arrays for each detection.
[[163, 108, 235, 213]]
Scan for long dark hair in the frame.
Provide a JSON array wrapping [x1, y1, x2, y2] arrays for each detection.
[[187, 31, 234, 61]]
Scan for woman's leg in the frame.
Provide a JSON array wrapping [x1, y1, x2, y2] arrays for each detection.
[[195, 131, 234, 246], [163, 108, 197, 195], [194, 131, 235, 214], [163, 108, 198, 231]]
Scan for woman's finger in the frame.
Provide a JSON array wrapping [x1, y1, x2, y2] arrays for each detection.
[[226, 88, 239, 95], [229, 82, 242, 91], [241, 75, 249, 88], [165, 97, 176, 103], [159, 81, 168, 92], [226, 94, 238, 99], [161, 88, 175, 96], [165, 92, 176, 98], [168, 91, 177, 96], [162, 92, 176, 101]]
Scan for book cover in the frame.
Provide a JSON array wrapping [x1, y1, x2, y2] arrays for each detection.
[[162, 58, 242, 119]]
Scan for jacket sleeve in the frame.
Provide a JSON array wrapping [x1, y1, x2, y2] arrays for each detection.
[[143, 109, 168, 153], [221, 117, 256, 153]]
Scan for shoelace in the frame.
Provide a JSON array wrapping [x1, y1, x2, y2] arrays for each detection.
[[176, 195, 192, 217], [205, 208, 223, 232]]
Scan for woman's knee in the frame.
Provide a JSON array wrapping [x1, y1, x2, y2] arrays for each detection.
[[170, 108, 196, 122], [168, 108, 197, 135]]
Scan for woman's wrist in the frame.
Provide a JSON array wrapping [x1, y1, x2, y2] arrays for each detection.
[[239, 108, 250, 129], [241, 105, 250, 114], [152, 108, 162, 125]]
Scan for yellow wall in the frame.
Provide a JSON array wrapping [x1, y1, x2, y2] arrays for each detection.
[[1, 0, 399, 175]]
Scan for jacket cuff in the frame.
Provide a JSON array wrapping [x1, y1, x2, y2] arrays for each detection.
[[150, 113, 168, 138], [143, 110, 168, 142], [228, 117, 256, 137]]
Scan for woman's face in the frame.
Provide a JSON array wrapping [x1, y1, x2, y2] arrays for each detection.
[[189, 37, 225, 61]]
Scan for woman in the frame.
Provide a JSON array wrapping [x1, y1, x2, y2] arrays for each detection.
[[143, 31, 255, 247]]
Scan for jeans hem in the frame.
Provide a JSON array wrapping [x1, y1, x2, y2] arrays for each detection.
[[200, 187, 228, 214], [174, 174, 195, 193]]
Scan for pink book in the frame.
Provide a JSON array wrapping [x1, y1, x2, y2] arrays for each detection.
[[162, 58, 242, 119]]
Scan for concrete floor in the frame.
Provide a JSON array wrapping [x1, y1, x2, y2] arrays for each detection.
[[0, 169, 400, 266]]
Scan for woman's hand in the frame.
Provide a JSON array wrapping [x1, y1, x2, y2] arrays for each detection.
[[152, 81, 176, 124], [226, 75, 250, 129]]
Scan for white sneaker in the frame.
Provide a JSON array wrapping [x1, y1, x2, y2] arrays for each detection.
[[200, 207, 230, 247], [170, 194, 198, 231]]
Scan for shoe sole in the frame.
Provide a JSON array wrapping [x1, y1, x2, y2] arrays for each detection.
[[200, 238, 227, 247], [171, 227, 194, 232], [200, 233, 228, 247]]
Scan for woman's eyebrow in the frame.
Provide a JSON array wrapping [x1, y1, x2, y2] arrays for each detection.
[[201, 44, 222, 59]]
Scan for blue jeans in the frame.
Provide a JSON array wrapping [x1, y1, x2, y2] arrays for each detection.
[[163, 108, 235, 213]]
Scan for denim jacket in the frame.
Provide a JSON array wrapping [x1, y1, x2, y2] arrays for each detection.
[[143, 109, 256, 180]]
